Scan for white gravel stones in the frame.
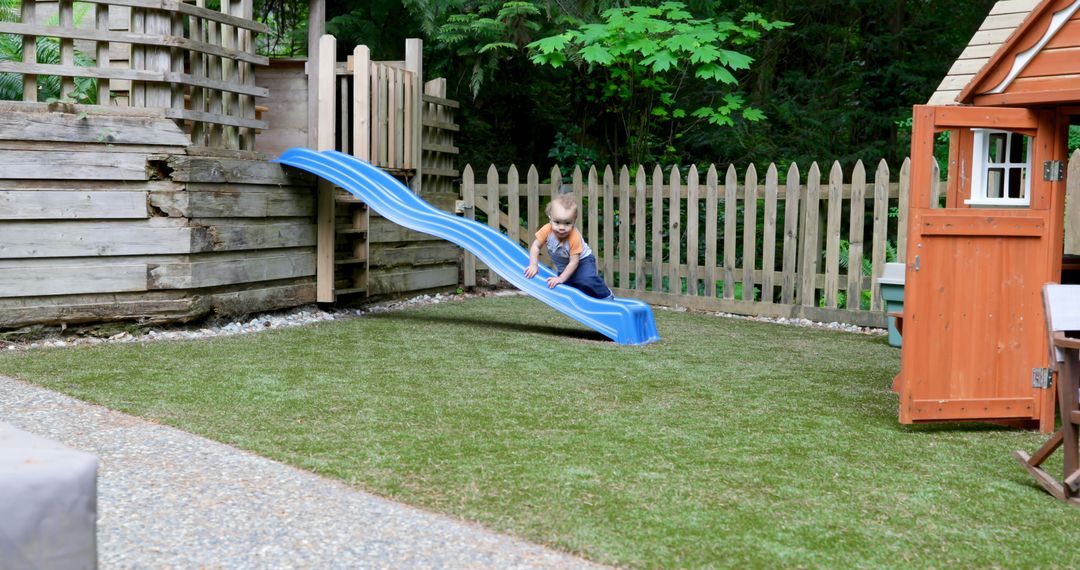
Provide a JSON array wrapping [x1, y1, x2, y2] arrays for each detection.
[[1, 291, 514, 352], [0, 375, 608, 569], [2, 288, 885, 352], [698, 310, 886, 336]]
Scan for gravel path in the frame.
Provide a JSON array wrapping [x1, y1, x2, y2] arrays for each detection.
[[0, 374, 608, 569]]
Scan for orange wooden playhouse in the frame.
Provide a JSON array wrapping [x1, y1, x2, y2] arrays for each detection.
[[896, 0, 1080, 433]]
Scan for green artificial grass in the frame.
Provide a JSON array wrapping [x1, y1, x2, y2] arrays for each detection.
[[2, 296, 1077, 568]]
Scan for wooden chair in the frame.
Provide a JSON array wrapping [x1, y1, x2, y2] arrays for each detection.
[[1014, 284, 1080, 506]]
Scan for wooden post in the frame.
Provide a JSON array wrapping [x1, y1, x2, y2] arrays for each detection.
[[686, 165, 699, 295], [59, 0, 75, 100], [489, 165, 504, 285], [95, 2, 110, 104], [21, 0, 36, 102], [405, 39, 423, 179], [1067, 150, 1080, 255], [573, 167, 584, 229], [669, 166, 682, 295], [619, 166, 630, 289], [824, 162, 843, 309], [705, 165, 718, 297], [635, 166, 646, 291], [219, 0, 238, 147], [651, 165, 664, 291], [588, 166, 599, 262], [307, 0, 325, 149], [742, 164, 758, 301], [508, 165, 520, 246], [847, 161, 867, 310], [800, 163, 822, 307], [781, 163, 800, 305], [897, 157, 911, 261], [462, 165, 476, 287], [723, 165, 737, 299], [236, 0, 255, 150], [352, 46, 370, 160], [761, 164, 779, 304], [603, 166, 614, 283], [204, 0, 224, 147], [315, 34, 336, 303], [870, 160, 890, 310]]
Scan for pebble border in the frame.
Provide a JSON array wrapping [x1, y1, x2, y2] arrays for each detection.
[[2, 288, 884, 352]]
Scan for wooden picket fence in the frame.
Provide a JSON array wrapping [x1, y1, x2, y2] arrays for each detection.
[[462, 159, 918, 327]]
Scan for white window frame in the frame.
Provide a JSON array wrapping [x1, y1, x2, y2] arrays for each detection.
[[966, 128, 1032, 207]]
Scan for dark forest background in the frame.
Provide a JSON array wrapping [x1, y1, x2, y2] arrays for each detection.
[[256, 0, 998, 170]]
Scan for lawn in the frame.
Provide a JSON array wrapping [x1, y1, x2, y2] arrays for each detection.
[[1, 295, 1077, 568]]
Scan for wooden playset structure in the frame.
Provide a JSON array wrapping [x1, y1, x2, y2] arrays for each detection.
[[0, 0, 458, 329], [1015, 284, 1080, 504], [895, 0, 1080, 433]]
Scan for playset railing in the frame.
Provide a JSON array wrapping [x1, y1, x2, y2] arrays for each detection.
[[0, 0, 267, 150], [462, 158, 937, 327], [316, 35, 424, 172]]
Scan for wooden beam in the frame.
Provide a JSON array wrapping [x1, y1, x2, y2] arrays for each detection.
[[148, 252, 316, 289], [149, 187, 315, 218], [0, 222, 192, 258], [0, 150, 148, 180], [0, 191, 148, 220], [910, 398, 1036, 420], [166, 155, 312, 184], [367, 264, 458, 295], [0, 108, 188, 146], [190, 222, 316, 252], [0, 263, 147, 297], [0, 22, 269, 65], [164, 107, 267, 130]]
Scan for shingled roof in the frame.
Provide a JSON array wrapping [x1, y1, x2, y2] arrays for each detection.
[[927, 0, 1040, 105]]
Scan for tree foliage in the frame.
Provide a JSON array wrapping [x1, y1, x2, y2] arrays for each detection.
[[240, 0, 995, 170], [527, 2, 789, 164]]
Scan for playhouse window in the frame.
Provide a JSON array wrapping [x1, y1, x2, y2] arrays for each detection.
[[967, 129, 1031, 207]]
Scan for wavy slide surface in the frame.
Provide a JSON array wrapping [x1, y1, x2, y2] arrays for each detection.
[[277, 148, 659, 345]]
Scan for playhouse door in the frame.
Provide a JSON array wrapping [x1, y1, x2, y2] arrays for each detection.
[[899, 106, 1062, 432]]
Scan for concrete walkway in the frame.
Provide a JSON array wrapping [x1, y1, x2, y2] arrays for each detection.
[[0, 374, 607, 569]]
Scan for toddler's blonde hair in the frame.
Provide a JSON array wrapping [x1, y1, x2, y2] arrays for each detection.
[[545, 192, 579, 219]]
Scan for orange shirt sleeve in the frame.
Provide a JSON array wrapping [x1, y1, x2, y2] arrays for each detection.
[[535, 223, 552, 243], [567, 229, 584, 256]]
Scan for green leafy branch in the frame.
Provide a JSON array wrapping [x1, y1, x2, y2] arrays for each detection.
[[527, 2, 789, 164]]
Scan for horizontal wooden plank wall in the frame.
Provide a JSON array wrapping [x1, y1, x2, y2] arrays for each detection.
[[462, 159, 915, 328], [0, 108, 320, 328], [365, 191, 460, 296]]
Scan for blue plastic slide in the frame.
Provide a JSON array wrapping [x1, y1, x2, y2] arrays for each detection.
[[276, 148, 660, 345]]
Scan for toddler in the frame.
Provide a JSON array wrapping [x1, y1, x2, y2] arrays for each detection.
[[524, 193, 614, 300]]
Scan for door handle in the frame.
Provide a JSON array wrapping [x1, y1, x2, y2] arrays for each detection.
[[914, 255, 920, 272]]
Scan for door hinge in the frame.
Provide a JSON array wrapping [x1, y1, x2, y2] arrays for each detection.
[[1032, 367, 1053, 389], [1043, 160, 1065, 182]]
